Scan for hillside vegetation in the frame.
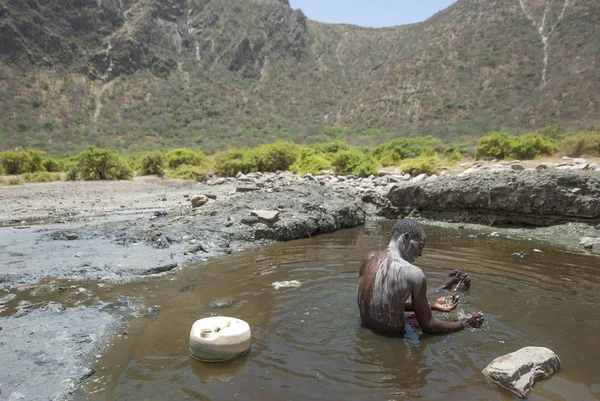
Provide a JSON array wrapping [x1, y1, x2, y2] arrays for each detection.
[[0, 0, 599, 153]]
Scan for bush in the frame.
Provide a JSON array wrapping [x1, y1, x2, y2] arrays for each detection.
[[165, 148, 207, 169], [400, 156, 438, 176], [42, 158, 62, 172], [169, 164, 209, 181], [0, 150, 46, 175], [75, 148, 133, 180], [331, 149, 378, 177], [560, 132, 600, 157], [310, 140, 350, 155], [475, 133, 514, 160], [512, 133, 556, 159], [140, 152, 165, 176], [476, 133, 556, 160], [22, 172, 62, 183], [44, 118, 58, 131], [213, 148, 257, 176], [290, 148, 333, 175], [252, 141, 299, 172], [374, 137, 444, 166]]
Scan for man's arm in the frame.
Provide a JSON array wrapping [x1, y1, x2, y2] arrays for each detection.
[[405, 294, 459, 312], [413, 278, 483, 334]]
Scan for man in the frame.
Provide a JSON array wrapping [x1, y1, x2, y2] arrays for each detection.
[[357, 219, 484, 335]]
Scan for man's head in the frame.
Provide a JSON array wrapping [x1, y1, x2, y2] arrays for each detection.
[[390, 219, 426, 262]]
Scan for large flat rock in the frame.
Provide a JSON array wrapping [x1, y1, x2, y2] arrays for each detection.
[[482, 346, 560, 398]]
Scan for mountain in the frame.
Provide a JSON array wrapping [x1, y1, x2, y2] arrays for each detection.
[[0, 0, 598, 153]]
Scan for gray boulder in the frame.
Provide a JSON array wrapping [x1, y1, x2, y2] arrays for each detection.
[[190, 195, 209, 208], [482, 346, 560, 398], [251, 210, 279, 223]]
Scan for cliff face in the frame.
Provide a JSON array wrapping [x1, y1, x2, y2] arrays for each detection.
[[0, 0, 598, 152]]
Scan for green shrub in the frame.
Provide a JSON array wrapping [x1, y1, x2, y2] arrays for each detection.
[[374, 137, 444, 166], [65, 166, 79, 181], [512, 133, 556, 159], [22, 172, 62, 183], [169, 164, 209, 181], [475, 133, 514, 159], [400, 156, 438, 176], [44, 118, 57, 131], [213, 148, 257, 176], [252, 141, 300, 172], [75, 148, 133, 180], [476, 133, 556, 160], [331, 149, 378, 177], [290, 148, 333, 175], [42, 158, 62, 172], [166, 148, 207, 169], [560, 132, 600, 157], [310, 140, 350, 155], [140, 152, 165, 176], [0, 150, 46, 174]]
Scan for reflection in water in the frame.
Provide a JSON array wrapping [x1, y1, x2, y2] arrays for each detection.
[[81, 221, 600, 401], [190, 356, 250, 384]]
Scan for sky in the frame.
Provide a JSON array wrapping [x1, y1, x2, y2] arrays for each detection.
[[288, 0, 459, 28]]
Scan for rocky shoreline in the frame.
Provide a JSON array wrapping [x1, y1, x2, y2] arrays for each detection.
[[0, 164, 599, 400]]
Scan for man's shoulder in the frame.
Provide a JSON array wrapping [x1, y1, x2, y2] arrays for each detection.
[[398, 261, 425, 283], [362, 250, 386, 263]]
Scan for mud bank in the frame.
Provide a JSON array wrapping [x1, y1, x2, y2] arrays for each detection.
[[1, 167, 599, 400]]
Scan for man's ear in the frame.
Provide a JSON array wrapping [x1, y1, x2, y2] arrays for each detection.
[[397, 233, 410, 250]]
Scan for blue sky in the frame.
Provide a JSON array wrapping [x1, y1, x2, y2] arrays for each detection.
[[288, 0, 458, 28]]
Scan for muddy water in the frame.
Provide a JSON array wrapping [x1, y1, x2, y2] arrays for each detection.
[[79, 222, 600, 401]]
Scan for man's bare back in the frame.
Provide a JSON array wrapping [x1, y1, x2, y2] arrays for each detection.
[[357, 220, 484, 335], [358, 250, 424, 334]]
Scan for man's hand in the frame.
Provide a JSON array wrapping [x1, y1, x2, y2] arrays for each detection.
[[460, 312, 484, 328], [430, 294, 459, 312]]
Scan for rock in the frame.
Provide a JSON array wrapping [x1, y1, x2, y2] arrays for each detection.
[[210, 299, 235, 308], [535, 164, 548, 171], [251, 210, 279, 223], [482, 346, 560, 398], [236, 186, 261, 193], [143, 263, 178, 275], [73, 367, 95, 382], [272, 280, 301, 290], [562, 156, 573, 161], [411, 174, 428, 183], [186, 243, 207, 254], [572, 163, 589, 171], [510, 164, 525, 171], [303, 173, 316, 181], [241, 216, 259, 225], [144, 307, 160, 317], [573, 158, 588, 165], [458, 168, 477, 177], [191, 195, 209, 208], [235, 172, 244, 179], [0, 294, 17, 306], [570, 188, 583, 195], [579, 237, 600, 249], [65, 232, 78, 240], [179, 284, 196, 292]]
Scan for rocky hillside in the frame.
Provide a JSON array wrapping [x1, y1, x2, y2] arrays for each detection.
[[0, 0, 598, 153]]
